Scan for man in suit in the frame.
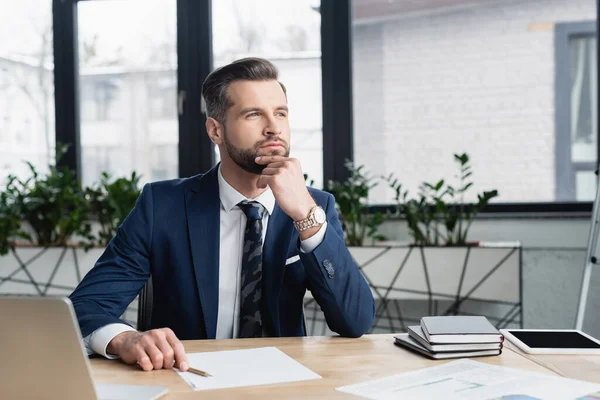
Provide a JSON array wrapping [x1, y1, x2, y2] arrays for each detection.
[[69, 57, 375, 372]]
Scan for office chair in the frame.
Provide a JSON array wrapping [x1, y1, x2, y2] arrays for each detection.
[[136, 277, 153, 332]]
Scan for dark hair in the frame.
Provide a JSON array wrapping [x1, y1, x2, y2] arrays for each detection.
[[201, 57, 287, 123]]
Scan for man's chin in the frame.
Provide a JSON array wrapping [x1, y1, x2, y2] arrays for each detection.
[[236, 162, 266, 175]]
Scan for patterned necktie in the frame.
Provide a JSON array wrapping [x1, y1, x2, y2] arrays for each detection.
[[237, 200, 267, 338]]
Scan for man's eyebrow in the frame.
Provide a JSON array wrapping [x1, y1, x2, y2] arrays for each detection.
[[239, 107, 261, 115], [239, 105, 289, 115]]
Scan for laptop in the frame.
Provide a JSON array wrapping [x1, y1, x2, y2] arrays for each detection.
[[0, 296, 168, 400]]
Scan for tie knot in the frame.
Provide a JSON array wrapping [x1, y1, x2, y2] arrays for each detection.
[[237, 200, 266, 221]]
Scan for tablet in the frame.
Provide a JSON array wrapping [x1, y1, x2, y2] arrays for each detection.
[[499, 329, 600, 354]]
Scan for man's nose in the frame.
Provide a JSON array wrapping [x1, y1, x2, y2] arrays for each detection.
[[265, 115, 281, 136]]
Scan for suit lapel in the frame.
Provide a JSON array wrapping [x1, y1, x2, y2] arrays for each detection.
[[262, 203, 295, 336], [184, 166, 220, 339]]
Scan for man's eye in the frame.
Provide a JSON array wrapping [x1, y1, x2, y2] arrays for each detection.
[[277, 112, 287, 117], [247, 112, 259, 117]]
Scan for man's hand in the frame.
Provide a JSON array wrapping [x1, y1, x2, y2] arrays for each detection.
[[255, 156, 315, 221], [107, 328, 189, 372]]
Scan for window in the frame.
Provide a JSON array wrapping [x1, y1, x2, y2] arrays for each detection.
[[147, 74, 177, 120], [77, 0, 178, 187], [212, 0, 324, 188], [150, 143, 178, 181], [556, 22, 598, 201], [80, 77, 123, 121], [352, 0, 597, 205], [0, 0, 55, 184]]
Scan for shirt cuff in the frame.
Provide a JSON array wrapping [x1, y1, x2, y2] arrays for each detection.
[[88, 323, 137, 359], [299, 222, 327, 253]]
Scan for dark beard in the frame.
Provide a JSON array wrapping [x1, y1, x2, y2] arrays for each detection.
[[224, 136, 290, 175]]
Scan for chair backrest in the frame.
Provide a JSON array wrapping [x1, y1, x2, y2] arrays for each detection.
[[137, 277, 153, 331]]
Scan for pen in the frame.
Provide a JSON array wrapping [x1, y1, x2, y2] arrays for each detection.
[[185, 366, 212, 377]]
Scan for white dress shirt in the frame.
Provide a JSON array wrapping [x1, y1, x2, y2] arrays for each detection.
[[84, 166, 327, 358]]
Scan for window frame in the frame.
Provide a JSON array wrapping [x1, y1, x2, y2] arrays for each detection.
[[555, 20, 598, 203], [321, 0, 354, 184], [53, 0, 81, 179]]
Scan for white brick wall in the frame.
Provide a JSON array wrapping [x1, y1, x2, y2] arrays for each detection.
[[353, 0, 596, 204]]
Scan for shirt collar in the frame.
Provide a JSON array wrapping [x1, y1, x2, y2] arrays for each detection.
[[217, 164, 275, 215]]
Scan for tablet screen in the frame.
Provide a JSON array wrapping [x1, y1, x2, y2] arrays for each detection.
[[507, 330, 600, 348]]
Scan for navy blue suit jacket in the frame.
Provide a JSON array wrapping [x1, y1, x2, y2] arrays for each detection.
[[70, 165, 375, 340]]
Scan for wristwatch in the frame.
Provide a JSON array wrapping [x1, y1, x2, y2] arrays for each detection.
[[294, 205, 326, 232]]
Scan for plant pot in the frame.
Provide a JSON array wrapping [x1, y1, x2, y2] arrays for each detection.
[[304, 242, 522, 335], [0, 245, 139, 325], [0, 245, 103, 296]]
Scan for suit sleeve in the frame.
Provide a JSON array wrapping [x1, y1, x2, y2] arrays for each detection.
[[69, 183, 154, 337], [298, 193, 376, 337]]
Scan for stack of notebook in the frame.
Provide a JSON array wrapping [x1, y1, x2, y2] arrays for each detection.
[[394, 316, 504, 359]]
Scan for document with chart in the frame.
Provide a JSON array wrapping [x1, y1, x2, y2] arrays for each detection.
[[336, 359, 600, 400]]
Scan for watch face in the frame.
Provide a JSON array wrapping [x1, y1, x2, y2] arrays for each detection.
[[314, 207, 326, 224]]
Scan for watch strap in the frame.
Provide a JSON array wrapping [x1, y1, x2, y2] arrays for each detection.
[[294, 206, 322, 232]]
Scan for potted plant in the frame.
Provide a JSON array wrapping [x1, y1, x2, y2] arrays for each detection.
[[359, 153, 521, 331], [308, 153, 522, 335], [85, 171, 141, 247], [0, 146, 142, 298], [326, 160, 386, 246], [4, 146, 93, 248], [384, 153, 499, 246]]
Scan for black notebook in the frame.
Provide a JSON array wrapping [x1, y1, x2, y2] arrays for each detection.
[[406, 326, 503, 352], [420, 316, 504, 344], [394, 334, 502, 360]]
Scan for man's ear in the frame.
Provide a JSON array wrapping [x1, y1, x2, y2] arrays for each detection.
[[206, 117, 223, 145]]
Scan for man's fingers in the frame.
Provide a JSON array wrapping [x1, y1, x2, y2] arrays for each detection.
[[262, 161, 288, 169], [143, 341, 164, 370], [126, 329, 184, 371], [154, 335, 175, 369], [165, 330, 189, 371], [256, 174, 272, 189], [260, 167, 281, 176], [134, 347, 154, 371]]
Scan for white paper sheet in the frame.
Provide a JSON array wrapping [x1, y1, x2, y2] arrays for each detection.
[[336, 359, 600, 400], [176, 347, 321, 391]]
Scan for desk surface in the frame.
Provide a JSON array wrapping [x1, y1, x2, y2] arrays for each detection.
[[91, 334, 600, 399]]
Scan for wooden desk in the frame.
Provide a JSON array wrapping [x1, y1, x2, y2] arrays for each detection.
[[502, 340, 600, 384], [91, 334, 597, 399]]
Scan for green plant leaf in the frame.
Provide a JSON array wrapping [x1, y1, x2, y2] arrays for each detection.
[[455, 153, 469, 164], [461, 182, 474, 192], [328, 162, 384, 246], [385, 152, 499, 246], [434, 179, 445, 191]]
